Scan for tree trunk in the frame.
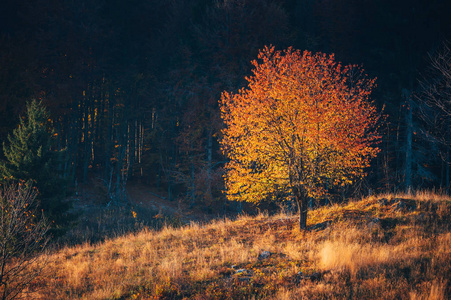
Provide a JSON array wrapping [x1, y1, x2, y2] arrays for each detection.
[[447, 145, 450, 193], [82, 87, 91, 183], [190, 158, 195, 207], [403, 89, 413, 193], [294, 186, 308, 230], [206, 128, 213, 202], [104, 90, 114, 183]]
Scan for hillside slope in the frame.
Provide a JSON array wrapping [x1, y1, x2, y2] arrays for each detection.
[[25, 192, 451, 299]]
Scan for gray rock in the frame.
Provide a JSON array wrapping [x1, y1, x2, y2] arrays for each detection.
[[258, 251, 271, 260], [368, 218, 381, 230]]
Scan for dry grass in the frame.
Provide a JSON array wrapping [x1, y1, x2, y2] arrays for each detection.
[[21, 190, 451, 299]]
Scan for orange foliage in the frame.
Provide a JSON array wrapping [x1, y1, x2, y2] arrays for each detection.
[[220, 46, 380, 228]]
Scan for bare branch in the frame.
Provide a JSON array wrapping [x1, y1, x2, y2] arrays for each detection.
[[0, 182, 49, 300]]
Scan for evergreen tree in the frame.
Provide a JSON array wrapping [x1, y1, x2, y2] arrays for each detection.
[[0, 100, 72, 231]]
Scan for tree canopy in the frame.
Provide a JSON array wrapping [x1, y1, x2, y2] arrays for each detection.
[[220, 47, 381, 229]]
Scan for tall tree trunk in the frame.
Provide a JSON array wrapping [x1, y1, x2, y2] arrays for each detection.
[[383, 124, 391, 191], [206, 128, 213, 202], [190, 158, 195, 207], [403, 89, 413, 193], [104, 92, 114, 183], [447, 145, 450, 193], [82, 89, 91, 183]]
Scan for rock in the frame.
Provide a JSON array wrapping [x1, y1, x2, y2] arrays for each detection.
[[258, 251, 271, 260], [367, 218, 381, 230]]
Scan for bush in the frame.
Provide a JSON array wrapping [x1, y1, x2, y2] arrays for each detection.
[[0, 181, 49, 300]]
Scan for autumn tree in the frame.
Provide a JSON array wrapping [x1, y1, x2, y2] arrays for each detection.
[[220, 47, 380, 230]]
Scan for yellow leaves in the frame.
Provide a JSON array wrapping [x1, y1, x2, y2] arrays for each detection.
[[220, 46, 380, 204]]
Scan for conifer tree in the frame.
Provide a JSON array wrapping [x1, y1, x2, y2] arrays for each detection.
[[0, 100, 71, 230]]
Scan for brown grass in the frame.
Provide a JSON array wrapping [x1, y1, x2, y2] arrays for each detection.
[[22, 190, 451, 299]]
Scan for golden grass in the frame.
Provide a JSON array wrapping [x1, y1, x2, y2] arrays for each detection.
[[21, 191, 451, 299]]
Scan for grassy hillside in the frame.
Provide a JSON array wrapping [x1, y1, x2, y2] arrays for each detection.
[[24, 192, 451, 299]]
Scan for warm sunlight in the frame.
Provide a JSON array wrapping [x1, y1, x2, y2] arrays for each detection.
[[0, 0, 450, 298]]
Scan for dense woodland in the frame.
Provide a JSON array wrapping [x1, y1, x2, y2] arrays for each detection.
[[1, 0, 451, 220]]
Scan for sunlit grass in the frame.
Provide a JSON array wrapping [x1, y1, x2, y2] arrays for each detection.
[[21, 191, 451, 299]]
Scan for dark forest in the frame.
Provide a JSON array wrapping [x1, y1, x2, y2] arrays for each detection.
[[1, 0, 451, 221], [2, 1, 451, 299]]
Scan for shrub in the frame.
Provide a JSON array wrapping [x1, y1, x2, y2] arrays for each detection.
[[0, 181, 49, 300]]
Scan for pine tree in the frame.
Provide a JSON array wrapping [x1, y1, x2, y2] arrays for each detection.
[[0, 100, 72, 231]]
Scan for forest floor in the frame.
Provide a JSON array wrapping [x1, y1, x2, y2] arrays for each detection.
[[21, 190, 451, 299], [126, 182, 223, 223], [59, 180, 228, 245]]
